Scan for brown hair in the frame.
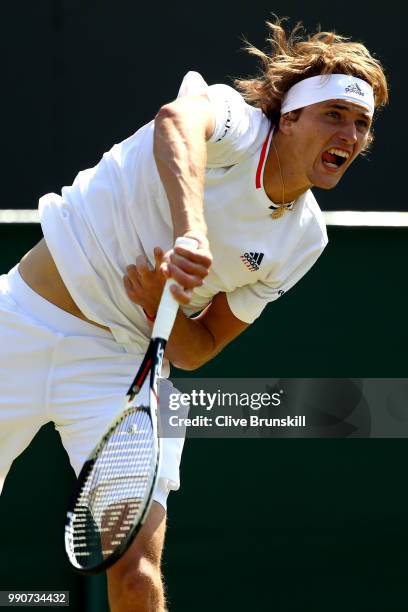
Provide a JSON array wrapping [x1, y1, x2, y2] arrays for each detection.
[[234, 17, 389, 126]]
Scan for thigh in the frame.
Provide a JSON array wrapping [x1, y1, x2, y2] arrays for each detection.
[[51, 337, 148, 476], [0, 277, 54, 491], [0, 275, 55, 418], [53, 349, 188, 506]]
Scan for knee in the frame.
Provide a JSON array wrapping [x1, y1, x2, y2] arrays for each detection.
[[124, 557, 162, 608], [108, 501, 167, 612], [109, 556, 164, 612]]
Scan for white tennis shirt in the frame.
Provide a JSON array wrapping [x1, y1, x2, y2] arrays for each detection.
[[39, 71, 328, 354]]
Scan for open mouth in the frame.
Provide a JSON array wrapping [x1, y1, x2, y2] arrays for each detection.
[[321, 147, 350, 171]]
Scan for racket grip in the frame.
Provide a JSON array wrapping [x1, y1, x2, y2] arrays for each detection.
[[152, 236, 198, 340]]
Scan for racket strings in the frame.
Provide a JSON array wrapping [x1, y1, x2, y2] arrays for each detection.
[[68, 407, 156, 565]]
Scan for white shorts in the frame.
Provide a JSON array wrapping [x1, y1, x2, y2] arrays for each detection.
[[0, 265, 187, 509]]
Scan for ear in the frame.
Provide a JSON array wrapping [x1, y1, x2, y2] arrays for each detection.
[[279, 110, 301, 135]]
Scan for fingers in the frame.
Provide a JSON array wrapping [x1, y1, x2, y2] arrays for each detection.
[[125, 264, 138, 282], [132, 250, 166, 279], [173, 244, 213, 269], [161, 242, 212, 289], [170, 252, 209, 279], [134, 255, 153, 274], [124, 251, 166, 311], [165, 262, 204, 289], [124, 273, 142, 302], [127, 255, 159, 284], [153, 247, 164, 268], [169, 284, 193, 305], [125, 239, 213, 307], [126, 265, 143, 292]]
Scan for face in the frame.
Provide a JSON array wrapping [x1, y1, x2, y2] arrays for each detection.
[[279, 99, 372, 190]]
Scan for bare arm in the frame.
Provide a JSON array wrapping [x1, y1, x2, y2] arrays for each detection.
[[153, 94, 215, 301], [125, 95, 250, 368], [124, 250, 249, 370], [165, 292, 248, 370]]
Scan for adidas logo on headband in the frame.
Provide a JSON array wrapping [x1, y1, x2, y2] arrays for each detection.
[[280, 74, 375, 116], [344, 82, 364, 97]]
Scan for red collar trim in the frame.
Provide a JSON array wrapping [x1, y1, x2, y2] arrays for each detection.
[[255, 126, 273, 189]]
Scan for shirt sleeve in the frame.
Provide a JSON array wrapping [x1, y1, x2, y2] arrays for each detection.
[[205, 84, 269, 167], [227, 237, 328, 324], [176, 71, 269, 168]]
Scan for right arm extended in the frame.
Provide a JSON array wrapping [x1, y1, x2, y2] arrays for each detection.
[[153, 94, 216, 302]]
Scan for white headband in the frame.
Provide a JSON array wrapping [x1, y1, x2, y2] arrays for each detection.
[[281, 74, 375, 116]]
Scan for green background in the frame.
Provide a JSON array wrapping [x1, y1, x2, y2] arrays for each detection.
[[0, 224, 407, 611]]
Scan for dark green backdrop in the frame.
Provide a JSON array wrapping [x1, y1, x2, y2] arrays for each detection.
[[1, 1, 407, 610], [0, 224, 407, 611]]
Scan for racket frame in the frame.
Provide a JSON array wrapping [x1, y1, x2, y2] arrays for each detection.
[[65, 337, 165, 574]]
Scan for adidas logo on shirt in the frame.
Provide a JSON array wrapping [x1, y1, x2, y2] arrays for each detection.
[[344, 82, 364, 96], [240, 252, 264, 272]]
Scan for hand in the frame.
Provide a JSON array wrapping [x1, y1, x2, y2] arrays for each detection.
[[160, 232, 212, 303], [124, 248, 167, 319], [124, 240, 203, 313]]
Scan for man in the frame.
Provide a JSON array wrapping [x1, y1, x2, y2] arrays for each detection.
[[0, 18, 387, 611]]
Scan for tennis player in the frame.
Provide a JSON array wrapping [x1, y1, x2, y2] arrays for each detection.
[[0, 18, 387, 612]]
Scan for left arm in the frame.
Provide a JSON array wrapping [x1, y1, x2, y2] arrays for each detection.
[[165, 292, 248, 370], [124, 250, 248, 370]]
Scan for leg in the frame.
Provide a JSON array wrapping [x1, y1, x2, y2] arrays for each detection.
[[107, 501, 167, 612], [53, 357, 186, 610], [0, 270, 54, 495]]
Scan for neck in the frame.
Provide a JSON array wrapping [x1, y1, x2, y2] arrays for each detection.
[[263, 129, 311, 205]]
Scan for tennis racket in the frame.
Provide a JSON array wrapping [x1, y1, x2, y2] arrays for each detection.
[[64, 236, 196, 574]]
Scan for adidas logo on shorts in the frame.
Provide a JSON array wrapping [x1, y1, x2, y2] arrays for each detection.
[[240, 252, 264, 272]]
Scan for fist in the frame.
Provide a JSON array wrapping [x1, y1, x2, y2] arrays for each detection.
[[161, 233, 212, 302]]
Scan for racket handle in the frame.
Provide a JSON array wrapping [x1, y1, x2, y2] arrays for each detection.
[[152, 236, 198, 340]]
